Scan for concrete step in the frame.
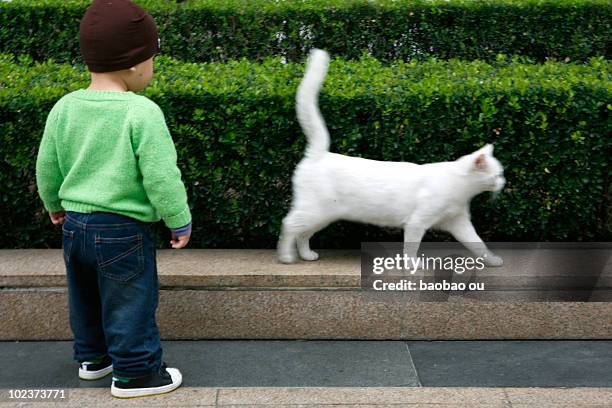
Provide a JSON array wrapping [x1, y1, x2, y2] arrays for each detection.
[[0, 249, 610, 340]]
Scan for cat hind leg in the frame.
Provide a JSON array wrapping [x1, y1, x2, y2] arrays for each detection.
[[278, 210, 329, 263], [296, 233, 318, 261], [296, 218, 330, 261], [278, 214, 299, 263]]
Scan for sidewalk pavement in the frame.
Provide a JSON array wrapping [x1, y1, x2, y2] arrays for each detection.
[[1, 340, 611, 407]]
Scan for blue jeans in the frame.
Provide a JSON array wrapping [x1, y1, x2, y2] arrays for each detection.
[[62, 211, 162, 378]]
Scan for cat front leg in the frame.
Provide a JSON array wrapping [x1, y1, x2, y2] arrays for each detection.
[[402, 224, 426, 270], [440, 216, 503, 267]]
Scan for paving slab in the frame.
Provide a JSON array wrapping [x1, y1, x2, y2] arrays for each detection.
[[2, 340, 612, 391], [164, 340, 420, 387], [408, 340, 612, 387], [0, 340, 418, 389]]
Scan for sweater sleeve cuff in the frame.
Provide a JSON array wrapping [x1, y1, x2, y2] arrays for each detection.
[[45, 201, 64, 213], [163, 206, 192, 229], [170, 222, 192, 237]]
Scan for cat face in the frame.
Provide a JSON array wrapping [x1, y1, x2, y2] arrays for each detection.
[[466, 144, 506, 193]]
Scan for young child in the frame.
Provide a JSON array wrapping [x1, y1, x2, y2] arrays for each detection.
[[35, 0, 190, 399]]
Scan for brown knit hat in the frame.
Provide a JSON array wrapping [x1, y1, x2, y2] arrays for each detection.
[[79, 0, 160, 73]]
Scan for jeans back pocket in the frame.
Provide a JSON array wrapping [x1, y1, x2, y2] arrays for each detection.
[[95, 232, 144, 282]]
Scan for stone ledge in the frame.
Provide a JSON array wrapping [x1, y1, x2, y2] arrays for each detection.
[[1, 249, 610, 292], [0, 249, 360, 289]]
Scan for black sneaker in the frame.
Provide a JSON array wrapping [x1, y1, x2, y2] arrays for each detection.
[[78, 355, 113, 380], [111, 363, 182, 398]]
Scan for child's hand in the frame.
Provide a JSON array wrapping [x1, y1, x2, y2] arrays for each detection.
[[170, 230, 191, 249], [49, 211, 66, 225]]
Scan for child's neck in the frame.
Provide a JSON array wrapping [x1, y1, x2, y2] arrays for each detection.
[[87, 73, 129, 92]]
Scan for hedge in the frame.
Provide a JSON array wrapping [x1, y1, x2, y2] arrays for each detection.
[[0, 54, 610, 249], [1, 0, 610, 64]]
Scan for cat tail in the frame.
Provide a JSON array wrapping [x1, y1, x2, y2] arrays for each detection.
[[296, 48, 330, 158]]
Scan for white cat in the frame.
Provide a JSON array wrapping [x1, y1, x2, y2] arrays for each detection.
[[278, 49, 505, 266]]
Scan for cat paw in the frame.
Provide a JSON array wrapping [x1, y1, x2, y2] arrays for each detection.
[[483, 253, 504, 267], [278, 252, 298, 264], [300, 250, 319, 261]]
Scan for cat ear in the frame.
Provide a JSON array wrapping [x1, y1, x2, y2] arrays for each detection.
[[474, 154, 487, 170], [482, 143, 494, 155], [475, 143, 494, 156]]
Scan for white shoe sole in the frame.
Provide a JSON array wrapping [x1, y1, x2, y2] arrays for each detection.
[[79, 364, 113, 380], [111, 368, 182, 398]]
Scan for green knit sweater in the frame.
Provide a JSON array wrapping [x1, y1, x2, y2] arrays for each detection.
[[35, 89, 191, 229]]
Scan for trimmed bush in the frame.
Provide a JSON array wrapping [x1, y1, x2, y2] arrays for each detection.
[[0, 54, 610, 249], [1, 0, 610, 64]]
